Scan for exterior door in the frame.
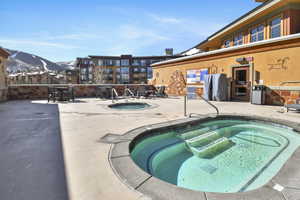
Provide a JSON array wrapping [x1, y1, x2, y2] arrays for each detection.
[[231, 66, 251, 101]]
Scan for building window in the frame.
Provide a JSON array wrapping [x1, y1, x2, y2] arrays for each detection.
[[270, 17, 281, 38], [81, 68, 86, 73], [147, 67, 153, 79], [233, 33, 243, 46], [98, 59, 103, 66], [115, 60, 120, 66], [116, 67, 121, 73], [121, 67, 130, 83], [104, 59, 114, 66], [224, 39, 231, 48], [140, 60, 147, 66], [132, 59, 140, 66], [121, 59, 129, 66], [250, 25, 264, 42], [140, 68, 146, 73]]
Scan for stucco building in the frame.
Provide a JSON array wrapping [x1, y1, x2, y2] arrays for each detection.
[[0, 48, 10, 101], [152, 0, 300, 105]]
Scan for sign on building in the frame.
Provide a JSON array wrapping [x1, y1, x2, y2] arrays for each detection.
[[186, 69, 208, 84]]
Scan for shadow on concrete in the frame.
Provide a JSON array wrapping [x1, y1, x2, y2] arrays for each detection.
[[0, 100, 69, 200]]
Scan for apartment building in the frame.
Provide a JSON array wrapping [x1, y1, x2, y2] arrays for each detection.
[[152, 0, 300, 105], [77, 49, 180, 84]]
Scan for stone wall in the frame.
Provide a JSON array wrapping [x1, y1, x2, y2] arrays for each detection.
[[0, 88, 7, 101], [266, 88, 300, 106], [0, 55, 8, 102], [8, 84, 153, 100]]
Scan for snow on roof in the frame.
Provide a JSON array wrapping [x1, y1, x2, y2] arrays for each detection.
[[181, 48, 201, 56]]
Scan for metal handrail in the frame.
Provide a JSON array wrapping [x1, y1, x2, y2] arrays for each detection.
[[280, 81, 300, 85], [125, 88, 135, 98], [188, 95, 219, 117], [111, 88, 119, 103]]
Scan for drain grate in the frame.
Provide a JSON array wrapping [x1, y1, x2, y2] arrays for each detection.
[[200, 164, 217, 174]]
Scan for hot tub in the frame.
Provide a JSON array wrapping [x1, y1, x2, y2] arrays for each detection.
[[108, 102, 151, 110], [131, 118, 300, 193]]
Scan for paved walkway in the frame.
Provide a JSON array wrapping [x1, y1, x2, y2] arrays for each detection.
[[1, 98, 299, 200], [0, 101, 68, 200]]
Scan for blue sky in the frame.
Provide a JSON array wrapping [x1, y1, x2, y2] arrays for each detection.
[[0, 0, 259, 62]]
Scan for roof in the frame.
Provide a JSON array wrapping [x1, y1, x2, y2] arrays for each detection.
[[88, 55, 181, 59], [184, 0, 279, 51], [152, 33, 300, 67], [0, 47, 10, 58]]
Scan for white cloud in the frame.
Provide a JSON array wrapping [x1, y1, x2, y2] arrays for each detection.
[[45, 33, 104, 40], [148, 13, 183, 24], [0, 39, 78, 49], [119, 25, 170, 41]]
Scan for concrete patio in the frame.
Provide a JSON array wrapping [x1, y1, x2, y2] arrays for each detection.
[[0, 97, 300, 200]]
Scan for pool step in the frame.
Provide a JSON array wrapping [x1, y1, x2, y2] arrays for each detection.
[[185, 131, 221, 147], [178, 127, 211, 140], [189, 137, 232, 158]]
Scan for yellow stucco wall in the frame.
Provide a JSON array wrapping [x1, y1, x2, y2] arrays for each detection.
[[153, 40, 300, 90]]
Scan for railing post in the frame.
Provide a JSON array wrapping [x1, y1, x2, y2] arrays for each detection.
[[184, 95, 187, 117], [111, 88, 114, 103]]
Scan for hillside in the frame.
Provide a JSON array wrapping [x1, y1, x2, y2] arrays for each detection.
[[5, 49, 74, 73]]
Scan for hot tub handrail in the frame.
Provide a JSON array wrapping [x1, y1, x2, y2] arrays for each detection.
[[188, 95, 219, 117], [111, 88, 119, 103], [125, 88, 135, 98]]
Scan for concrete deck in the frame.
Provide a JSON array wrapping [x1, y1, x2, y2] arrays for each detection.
[[0, 101, 68, 200], [1, 97, 300, 200]]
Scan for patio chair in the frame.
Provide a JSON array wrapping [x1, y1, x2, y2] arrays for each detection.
[[96, 86, 111, 99], [137, 86, 150, 98], [62, 86, 75, 102], [48, 86, 58, 102], [155, 86, 168, 98], [286, 99, 300, 112]]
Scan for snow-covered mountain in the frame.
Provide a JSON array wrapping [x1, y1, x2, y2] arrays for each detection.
[[56, 61, 76, 70], [5, 49, 72, 73]]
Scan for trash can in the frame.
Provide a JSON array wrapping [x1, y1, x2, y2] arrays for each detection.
[[251, 85, 266, 105]]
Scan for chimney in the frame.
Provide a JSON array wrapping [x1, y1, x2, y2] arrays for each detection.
[[165, 48, 173, 56]]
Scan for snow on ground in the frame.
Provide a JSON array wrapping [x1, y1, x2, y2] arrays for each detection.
[[11, 52, 19, 58], [40, 59, 49, 71]]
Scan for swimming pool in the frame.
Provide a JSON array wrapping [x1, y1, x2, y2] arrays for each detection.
[[108, 102, 151, 110], [130, 118, 300, 193]]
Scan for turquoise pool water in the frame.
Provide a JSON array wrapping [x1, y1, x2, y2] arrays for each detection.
[[109, 103, 150, 110], [130, 119, 300, 193]]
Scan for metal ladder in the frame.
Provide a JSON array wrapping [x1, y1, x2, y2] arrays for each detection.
[[111, 88, 119, 103], [111, 87, 136, 103], [124, 88, 135, 98]]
